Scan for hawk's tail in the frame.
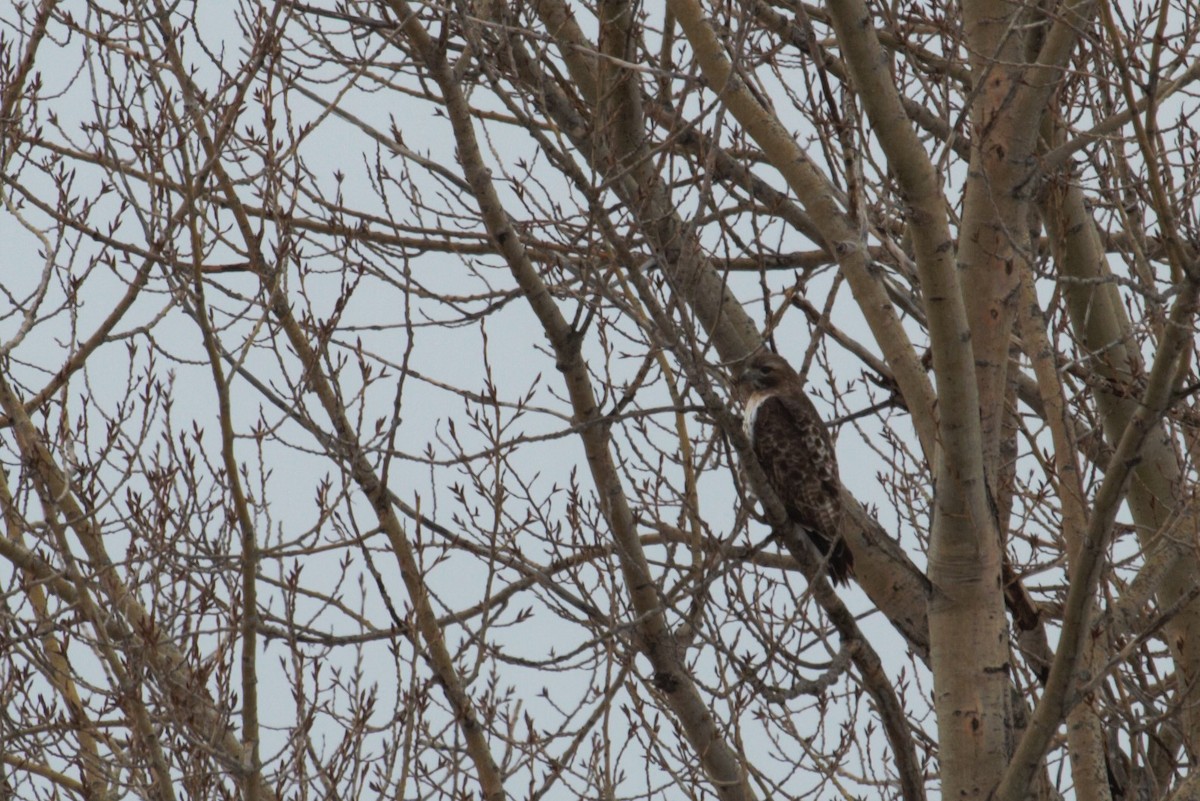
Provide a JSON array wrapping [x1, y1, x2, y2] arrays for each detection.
[[807, 527, 855, 586]]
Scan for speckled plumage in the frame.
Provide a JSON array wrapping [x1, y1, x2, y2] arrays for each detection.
[[735, 352, 854, 585]]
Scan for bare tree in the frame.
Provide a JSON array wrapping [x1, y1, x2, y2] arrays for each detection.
[[1, 1, 1199, 799]]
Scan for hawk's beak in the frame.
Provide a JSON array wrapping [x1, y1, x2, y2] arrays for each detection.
[[732, 367, 754, 399]]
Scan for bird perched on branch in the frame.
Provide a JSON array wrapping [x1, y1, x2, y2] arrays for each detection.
[[734, 351, 854, 585]]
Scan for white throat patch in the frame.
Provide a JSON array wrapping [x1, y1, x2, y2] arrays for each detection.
[[743, 393, 770, 440]]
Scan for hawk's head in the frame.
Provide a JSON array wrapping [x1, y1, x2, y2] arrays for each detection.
[[734, 351, 797, 399]]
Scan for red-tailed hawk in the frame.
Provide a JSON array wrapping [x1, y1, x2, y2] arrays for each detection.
[[734, 351, 854, 585]]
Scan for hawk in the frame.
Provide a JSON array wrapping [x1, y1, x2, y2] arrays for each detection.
[[734, 351, 854, 585]]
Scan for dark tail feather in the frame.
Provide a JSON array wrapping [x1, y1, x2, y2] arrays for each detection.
[[827, 536, 855, 586], [808, 529, 855, 586]]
